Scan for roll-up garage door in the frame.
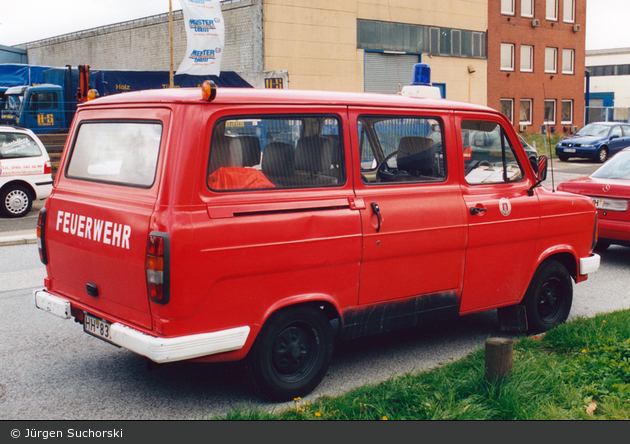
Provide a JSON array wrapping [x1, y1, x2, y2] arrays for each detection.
[[364, 52, 420, 94]]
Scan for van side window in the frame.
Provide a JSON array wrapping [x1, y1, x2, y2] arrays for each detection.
[[207, 116, 344, 191], [462, 120, 523, 184], [358, 116, 446, 184]]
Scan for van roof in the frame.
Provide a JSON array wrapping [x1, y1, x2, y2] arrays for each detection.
[[79, 87, 496, 114]]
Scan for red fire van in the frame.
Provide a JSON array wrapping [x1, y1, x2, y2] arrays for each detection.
[[34, 82, 600, 401]]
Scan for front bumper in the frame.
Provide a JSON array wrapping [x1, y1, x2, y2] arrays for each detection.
[[555, 146, 597, 158], [33, 289, 250, 363], [579, 253, 601, 275]]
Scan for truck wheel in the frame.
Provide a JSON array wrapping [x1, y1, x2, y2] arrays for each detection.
[[1, 184, 33, 218], [520, 260, 573, 334], [246, 306, 333, 402]]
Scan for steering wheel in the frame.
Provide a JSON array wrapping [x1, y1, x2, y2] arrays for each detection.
[[376, 150, 407, 182]]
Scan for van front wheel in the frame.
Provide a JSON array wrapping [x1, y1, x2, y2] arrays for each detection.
[[246, 306, 333, 402], [520, 260, 573, 334]]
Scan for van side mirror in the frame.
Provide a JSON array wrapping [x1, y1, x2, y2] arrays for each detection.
[[537, 155, 547, 182]]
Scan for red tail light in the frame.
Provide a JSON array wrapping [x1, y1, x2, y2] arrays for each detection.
[[146, 232, 170, 304], [44, 160, 52, 175], [37, 208, 48, 264], [463, 146, 472, 160]]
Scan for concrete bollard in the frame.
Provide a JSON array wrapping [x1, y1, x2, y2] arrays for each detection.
[[484, 337, 513, 381]]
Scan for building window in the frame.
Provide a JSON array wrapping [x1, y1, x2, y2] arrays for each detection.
[[521, 0, 534, 17], [544, 100, 556, 124], [501, 0, 515, 15], [520, 99, 532, 124], [501, 43, 515, 71], [521, 45, 534, 72], [545, 47, 557, 73], [562, 100, 573, 124], [501, 99, 514, 123], [562, 49, 574, 74], [546, 0, 558, 21], [563, 0, 575, 23]]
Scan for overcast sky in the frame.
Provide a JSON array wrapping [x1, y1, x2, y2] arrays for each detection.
[[0, 0, 628, 50]]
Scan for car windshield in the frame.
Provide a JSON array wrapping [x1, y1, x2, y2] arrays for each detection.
[[576, 124, 611, 137], [591, 150, 630, 180]]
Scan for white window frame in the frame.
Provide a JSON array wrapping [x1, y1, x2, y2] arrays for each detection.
[[520, 99, 533, 125], [521, 45, 534, 72], [501, 99, 514, 123], [521, 0, 534, 17], [501, 0, 515, 15], [561, 100, 573, 124], [501, 43, 515, 71], [544, 99, 556, 125], [546, 0, 558, 21], [563, 0, 575, 23], [562, 49, 574, 74], [545, 47, 557, 73]]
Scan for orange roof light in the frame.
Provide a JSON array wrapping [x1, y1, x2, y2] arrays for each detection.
[[87, 89, 100, 101], [201, 80, 217, 102]]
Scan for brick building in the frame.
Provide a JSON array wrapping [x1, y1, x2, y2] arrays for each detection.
[[487, 0, 586, 135]]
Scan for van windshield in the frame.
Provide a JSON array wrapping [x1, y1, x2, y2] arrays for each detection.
[[66, 121, 162, 187]]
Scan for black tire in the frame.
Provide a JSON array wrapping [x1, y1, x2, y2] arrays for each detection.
[[246, 306, 334, 402], [520, 260, 573, 334], [558, 154, 569, 162], [0, 184, 33, 218], [594, 241, 610, 252], [597, 146, 609, 163]]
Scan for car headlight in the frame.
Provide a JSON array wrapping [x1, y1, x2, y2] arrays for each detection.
[[591, 197, 629, 212], [581, 144, 595, 148]]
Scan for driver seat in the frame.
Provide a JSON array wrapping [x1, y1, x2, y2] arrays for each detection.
[[396, 136, 436, 177]]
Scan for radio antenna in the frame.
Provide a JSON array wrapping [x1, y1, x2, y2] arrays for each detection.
[[542, 83, 555, 191]]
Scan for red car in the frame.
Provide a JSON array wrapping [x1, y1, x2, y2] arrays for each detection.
[[557, 147, 630, 251]]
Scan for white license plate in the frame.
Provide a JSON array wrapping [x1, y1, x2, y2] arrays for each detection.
[[592, 198, 604, 208], [564, 148, 576, 153], [84, 312, 113, 342]]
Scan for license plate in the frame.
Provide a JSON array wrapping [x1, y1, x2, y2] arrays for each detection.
[[564, 148, 576, 153], [592, 198, 604, 208], [83, 312, 113, 343]]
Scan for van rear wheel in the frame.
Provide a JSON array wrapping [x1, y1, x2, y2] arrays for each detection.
[[520, 260, 573, 334], [246, 306, 333, 402]]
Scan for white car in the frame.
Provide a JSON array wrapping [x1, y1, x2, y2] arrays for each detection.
[[0, 126, 53, 217]]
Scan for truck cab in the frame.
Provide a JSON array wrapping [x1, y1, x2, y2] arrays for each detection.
[[1, 84, 66, 134]]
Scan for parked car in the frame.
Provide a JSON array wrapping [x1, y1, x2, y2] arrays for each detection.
[[0, 126, 53, 217], [557, 147, 630, 251], [555, 122, 630, 163], [518, 134, 539, 173]]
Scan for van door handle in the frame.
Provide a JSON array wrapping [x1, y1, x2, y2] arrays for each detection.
[[370, 202, 382, 232], [469, 206, 487, 216]]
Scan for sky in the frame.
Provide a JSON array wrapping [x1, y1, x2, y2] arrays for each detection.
[[0, 0, 629, 50]]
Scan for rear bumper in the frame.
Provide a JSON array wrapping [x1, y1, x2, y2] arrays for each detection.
[[579, 253, 601, 276], [598, 219, 630, 242], [33, 289, 250, 363]]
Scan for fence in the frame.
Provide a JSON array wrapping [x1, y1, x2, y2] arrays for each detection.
[[585, 106, 630, 124]]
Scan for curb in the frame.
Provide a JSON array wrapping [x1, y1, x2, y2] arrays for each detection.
[[0, 233, 38, 247]]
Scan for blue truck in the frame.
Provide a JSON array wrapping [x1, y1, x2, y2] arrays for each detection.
[[1, 64, 252, 134]]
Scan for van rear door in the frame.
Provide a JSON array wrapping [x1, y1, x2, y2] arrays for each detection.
[[43, 108, 169, 330]]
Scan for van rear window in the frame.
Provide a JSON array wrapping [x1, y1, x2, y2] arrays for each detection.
[[208, 116, 344, 191], [66, 122, 162, 187]]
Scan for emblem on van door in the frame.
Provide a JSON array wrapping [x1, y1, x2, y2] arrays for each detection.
[[499, 198, 512, 216]]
